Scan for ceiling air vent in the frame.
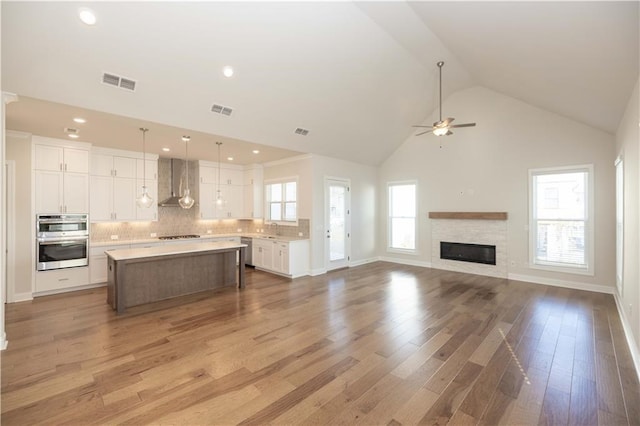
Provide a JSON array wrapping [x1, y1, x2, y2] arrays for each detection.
[[294, 127, 310, 136], [102, 72, 137, 91], [211, 103, 233, 116], [64, 127, 79, 135]]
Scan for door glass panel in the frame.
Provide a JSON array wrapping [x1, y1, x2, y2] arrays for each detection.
[[330, 185, 346, 262]]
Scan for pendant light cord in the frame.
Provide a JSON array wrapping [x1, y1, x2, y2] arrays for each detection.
[[437, 61, 444, 122], [140, 128, 148, 188]]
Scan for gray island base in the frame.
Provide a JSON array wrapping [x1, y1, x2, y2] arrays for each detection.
[[106, 241, 247, 314]]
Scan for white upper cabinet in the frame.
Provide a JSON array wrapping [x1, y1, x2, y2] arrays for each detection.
[[219, 167, 243, 185], [33, 138, 90, 214], [90, 147, 158, 222], [243, 165, 263, 219], [136, 159, 157, 181], [198, 161, 244, 219]]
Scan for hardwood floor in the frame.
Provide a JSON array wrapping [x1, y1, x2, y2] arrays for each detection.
[[2, 262, 639, 425]]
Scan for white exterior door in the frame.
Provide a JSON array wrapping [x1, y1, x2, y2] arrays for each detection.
[[325, 178, 350, 271]]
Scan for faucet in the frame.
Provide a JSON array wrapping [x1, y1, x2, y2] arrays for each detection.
[[272, 222, 280, 236]]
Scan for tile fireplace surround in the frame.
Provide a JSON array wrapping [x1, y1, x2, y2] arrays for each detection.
[[430, 212, 508, 278]]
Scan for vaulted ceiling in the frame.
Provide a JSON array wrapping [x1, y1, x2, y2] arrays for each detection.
[[2, 2, 638, 166]]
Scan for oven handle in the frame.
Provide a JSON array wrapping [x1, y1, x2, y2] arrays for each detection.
[[38, 237, 89, 245], [37, 216, 88, 221]]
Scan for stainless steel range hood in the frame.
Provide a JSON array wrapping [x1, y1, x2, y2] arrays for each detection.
[[158, 158, 198, 207]]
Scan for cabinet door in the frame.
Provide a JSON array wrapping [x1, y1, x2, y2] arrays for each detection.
[[90, 175, 114, 221], [262, 241, 274, 270], [112, 178, 137, 221], [199, 182, 216, 219], [219, 185, 243, 218], [113, 156, 136, 179], [137, 159, 157, 181], [63, 148, 89, 173], [278, 244, 290, 274], [63, 172, 89, 213], [34, 145, 63, 171], [91, 153, 113, 177], [35, 170, 63, 213], [200, 165, 217, 184], [219, 167, 243, 185], [136, 179, 158, 221]]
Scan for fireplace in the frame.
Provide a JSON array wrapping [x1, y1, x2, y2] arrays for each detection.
[[440, 242, 496, 265], [430, 212, 508, 278]]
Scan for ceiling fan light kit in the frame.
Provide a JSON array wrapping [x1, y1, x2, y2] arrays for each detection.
[[414, 61, 476, 137]]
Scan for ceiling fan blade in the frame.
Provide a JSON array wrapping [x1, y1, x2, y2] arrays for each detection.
[[442, 117, 455, 126], [446, 130, 453, 136], [449, 123, 476, 128], [415, 130, 432, 136], [412, 125, 432, 128]]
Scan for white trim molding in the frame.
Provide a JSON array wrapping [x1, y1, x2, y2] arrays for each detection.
[[614, 293, 640, 384], [508, 273, 614, 294]]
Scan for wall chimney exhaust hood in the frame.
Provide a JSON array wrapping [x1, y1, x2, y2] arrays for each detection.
[[158, 158, 198, 207]]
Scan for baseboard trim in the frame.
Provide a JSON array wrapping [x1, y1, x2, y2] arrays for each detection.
[[310, 268, 327, 277], [614, 293, 640, 384], [349, 257, 379, 267], [508, 273, 614, 294], [10, 292, 34, 303], [379, 256, 432, 268], [33, 282, 106, 298]]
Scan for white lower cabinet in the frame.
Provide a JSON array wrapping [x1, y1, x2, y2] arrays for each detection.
[[90, 244, 130, 284], [35, 266, 90, 294], [253, 238, 309, 278]]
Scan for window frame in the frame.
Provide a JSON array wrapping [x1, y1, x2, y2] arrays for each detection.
[[528, 164, 594, 276], [387, 180, 418, 254], [264, 177, 298, 225]]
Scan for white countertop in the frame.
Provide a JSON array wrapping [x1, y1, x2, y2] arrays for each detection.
[[92, 233, 308, 247], [105, 241, 247, 261]]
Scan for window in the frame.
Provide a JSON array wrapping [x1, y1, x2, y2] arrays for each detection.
[[529, 165, 593, 275], [265, 179, 297, 223], [388, 182, 416, 252]]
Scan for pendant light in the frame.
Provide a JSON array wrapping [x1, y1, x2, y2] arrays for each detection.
[[215, 142, 224, 209], [136, 127, 153, 208], [178, 135, 195, 209]]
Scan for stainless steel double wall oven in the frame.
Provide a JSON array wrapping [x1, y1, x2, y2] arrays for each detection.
[[36, 214, 89, 271]]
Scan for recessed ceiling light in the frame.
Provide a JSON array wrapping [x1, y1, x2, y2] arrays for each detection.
[[252, 150, 260, 154], [73, 117, 86, 124], [162, 147, 170, 152], [222, 66, 234, 78], [68, 134, 79, 139], [78, 8, 96, 25], [227, 157, 234, 161]]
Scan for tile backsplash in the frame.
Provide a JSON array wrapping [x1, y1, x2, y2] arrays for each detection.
[[91, 207, 310, 242]]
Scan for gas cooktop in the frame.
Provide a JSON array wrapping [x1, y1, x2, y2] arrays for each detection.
[[158, 234, 201, 240]]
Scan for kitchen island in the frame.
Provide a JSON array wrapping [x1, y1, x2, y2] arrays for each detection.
[[106, 241, 246, 313]]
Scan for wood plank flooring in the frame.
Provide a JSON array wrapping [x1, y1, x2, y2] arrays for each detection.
[[2, 262, 639, 425]]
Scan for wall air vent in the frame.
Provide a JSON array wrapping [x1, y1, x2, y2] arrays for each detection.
[[102, 72, 137, 91], [294, 127, 310, 136], [211, 104, 233, 116]]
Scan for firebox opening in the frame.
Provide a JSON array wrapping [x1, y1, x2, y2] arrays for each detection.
[[440, 241, 496, 265]]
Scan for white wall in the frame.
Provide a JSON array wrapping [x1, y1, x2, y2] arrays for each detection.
[[263, 153, 378, 275], [311, 155, 377, 272], [379, 86, 616, 291], [615, 77, 640, 363], [5, 131, 32, 300]]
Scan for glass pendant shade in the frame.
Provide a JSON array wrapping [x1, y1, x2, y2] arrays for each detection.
[[179, 188, 195, 209], [136, 186, 153, 208], [179, 135, 194, 209], [137, 128, 153, 208]]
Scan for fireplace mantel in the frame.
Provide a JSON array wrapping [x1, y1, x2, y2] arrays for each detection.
[[428, 212, 508, 220]]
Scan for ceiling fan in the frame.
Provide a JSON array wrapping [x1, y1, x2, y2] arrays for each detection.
[[414, 61, 476, 136]]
